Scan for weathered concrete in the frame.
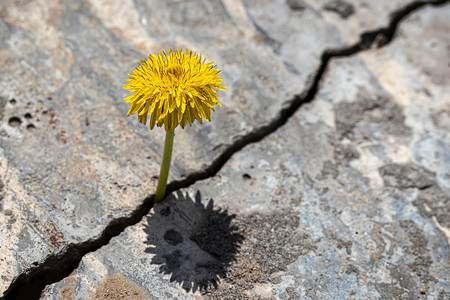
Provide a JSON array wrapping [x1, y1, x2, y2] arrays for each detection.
[[40, 4, 449, 300], [3, 0, 441, 296], [241, 0, 418, 76]]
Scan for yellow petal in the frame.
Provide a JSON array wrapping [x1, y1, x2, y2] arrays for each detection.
[[122, 49, 226, 130]]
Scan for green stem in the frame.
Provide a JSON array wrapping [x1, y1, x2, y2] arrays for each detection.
[[154, 129, 175, 203]]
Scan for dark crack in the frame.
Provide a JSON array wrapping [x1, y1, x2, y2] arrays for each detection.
[[2, 0, 449, 299]]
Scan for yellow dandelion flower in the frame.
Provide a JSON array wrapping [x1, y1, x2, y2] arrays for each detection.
[[123, 49, 226, 131]]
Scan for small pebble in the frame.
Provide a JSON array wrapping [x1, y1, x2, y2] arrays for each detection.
[[420, 287, 426, 294]]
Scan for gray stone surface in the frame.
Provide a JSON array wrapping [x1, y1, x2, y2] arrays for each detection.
[[2, 0, 436, 295], [40, 4, 449, 300], [242, 0, 417, 76]]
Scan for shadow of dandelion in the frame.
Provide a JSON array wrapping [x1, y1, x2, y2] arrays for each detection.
[[143, 190, 244, 293]]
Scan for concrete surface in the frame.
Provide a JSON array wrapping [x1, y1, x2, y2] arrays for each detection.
[[0, 0, 448, 299]]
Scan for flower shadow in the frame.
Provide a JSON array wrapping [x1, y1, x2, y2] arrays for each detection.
[[143, 190, 244, 293]]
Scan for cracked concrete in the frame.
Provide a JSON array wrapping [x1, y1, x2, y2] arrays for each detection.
[[0, 0, 449, 299]]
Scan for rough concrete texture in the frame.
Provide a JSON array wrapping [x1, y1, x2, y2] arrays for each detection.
[[241, 0, 416, 76], [2, 0, 435, 295], [39, 4, 450, 300]]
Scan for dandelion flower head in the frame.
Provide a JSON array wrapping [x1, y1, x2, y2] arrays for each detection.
[[123, 49, 226, 131]]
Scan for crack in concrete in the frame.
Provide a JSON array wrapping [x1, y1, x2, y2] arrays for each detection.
[[2, 0, 449, 299]]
